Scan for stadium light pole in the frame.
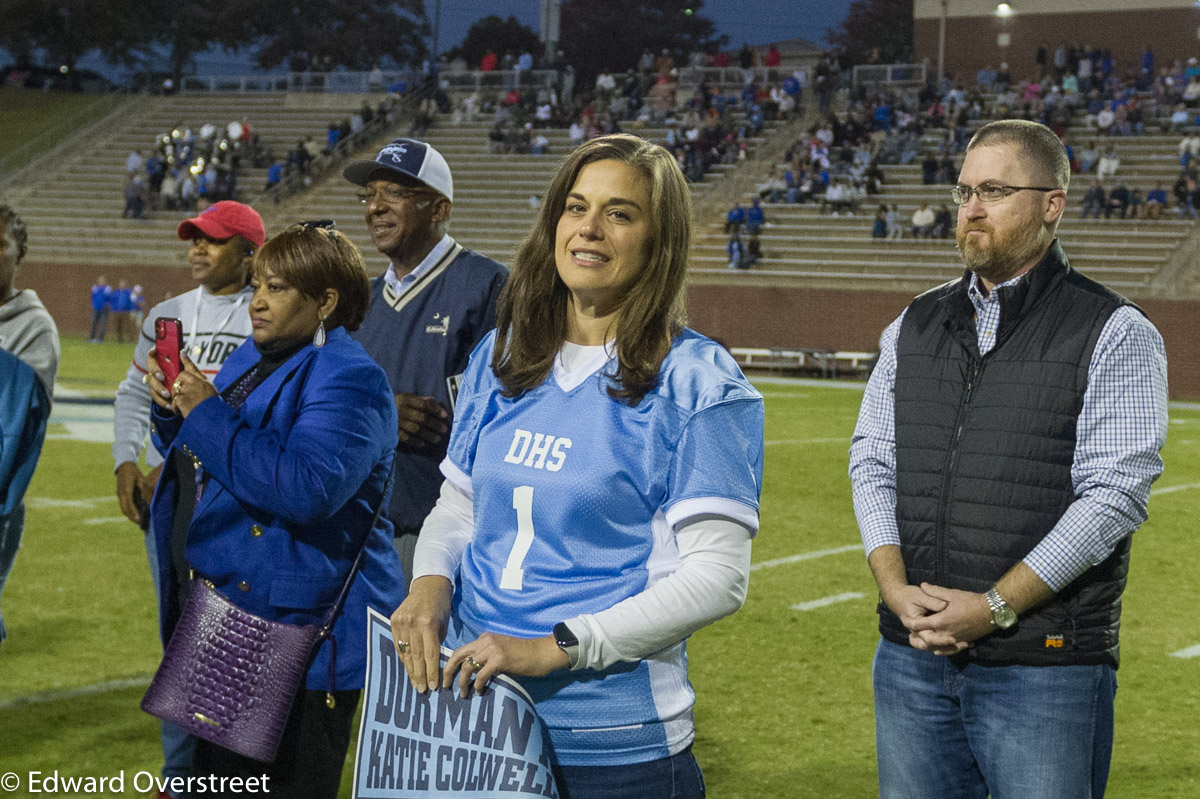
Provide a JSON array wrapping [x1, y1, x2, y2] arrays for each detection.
[[432, 0, 442, 59], [540, 0, 562, 58], [937, 0, 947, 86]]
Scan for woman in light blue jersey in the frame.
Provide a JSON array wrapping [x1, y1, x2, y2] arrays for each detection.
[[391, 134, 765, 799]]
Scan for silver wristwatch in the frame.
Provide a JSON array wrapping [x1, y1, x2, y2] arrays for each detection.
[[985, 587, 1018, 630]]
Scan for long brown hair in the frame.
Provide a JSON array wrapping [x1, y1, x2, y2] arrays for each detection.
[[492, 134, 691, 405]]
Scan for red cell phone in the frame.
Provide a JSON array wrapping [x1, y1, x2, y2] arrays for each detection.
[[155, 317, 184, 394]]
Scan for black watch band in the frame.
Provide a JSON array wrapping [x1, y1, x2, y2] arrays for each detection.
[[553, 621, 580, 669]]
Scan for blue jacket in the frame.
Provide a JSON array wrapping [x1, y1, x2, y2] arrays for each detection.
[[150, 327, 404, 690], [90, 285, 111, 312], [0, 351, 50, 516]]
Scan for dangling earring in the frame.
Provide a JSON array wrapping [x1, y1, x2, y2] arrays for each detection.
[[313, 312, 327, 348]]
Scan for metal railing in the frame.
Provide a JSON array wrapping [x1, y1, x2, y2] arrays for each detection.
[[180, 69, 562, 95], [852, 63, 927, 88], [677, 66, 804, 93], [258, 93, 421, 206]]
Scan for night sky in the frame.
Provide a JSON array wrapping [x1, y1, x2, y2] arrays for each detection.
[[423, 0, 855, 52]]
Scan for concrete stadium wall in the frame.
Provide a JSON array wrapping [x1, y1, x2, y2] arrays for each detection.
[[17, 262, 1200, 399], [913, 6, 1200, 82]]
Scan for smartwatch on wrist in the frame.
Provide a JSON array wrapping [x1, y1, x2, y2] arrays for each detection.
[[553, 622, 580, 669], [985, 587, 1018, 630]]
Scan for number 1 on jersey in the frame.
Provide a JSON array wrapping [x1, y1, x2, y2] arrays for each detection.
[[500, 485, 535, 590]]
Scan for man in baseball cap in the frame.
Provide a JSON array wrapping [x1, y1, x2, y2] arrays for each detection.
[[342, 138, 507, 584]]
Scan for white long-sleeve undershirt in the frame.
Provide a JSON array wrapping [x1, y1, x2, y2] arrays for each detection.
[[411, 478, 752, 671]]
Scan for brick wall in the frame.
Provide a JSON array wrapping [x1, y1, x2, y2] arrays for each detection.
[[687, 284, 1200, 400], [17, 262, 1200, 399]]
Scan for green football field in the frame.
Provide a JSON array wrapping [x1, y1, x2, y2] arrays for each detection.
[[1, 337, 1197, 797]]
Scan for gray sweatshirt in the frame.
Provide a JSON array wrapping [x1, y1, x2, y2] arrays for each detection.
[[111, 285, 253, 469], [0, 289, 60, 397]]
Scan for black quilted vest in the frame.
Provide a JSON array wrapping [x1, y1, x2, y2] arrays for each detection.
[[881, 241, 1132, 667]]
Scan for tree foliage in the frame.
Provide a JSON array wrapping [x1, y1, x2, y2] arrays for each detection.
[[826, 0, 913, 65], [0, 0, 430, 86], [251, 0, 429, 71], [559, 0, 724, 84], [142, 0, 261, 84], [0, 0, 138, 72], [449, 15, 542, 68]]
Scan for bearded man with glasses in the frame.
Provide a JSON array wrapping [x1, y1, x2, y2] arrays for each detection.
[[850, 119, 1168, 799], [343, 138, 507, 586]]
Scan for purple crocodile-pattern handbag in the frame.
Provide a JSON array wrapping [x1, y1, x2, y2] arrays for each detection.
[[142, 472, 392, 763], [140, 579, 322, 762]]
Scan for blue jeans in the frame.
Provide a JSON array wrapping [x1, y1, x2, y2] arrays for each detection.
[[88, 307, 108, 341], [874, 638, 1116, 799], [145, 528, 196, 791], [0, 504, 25, 642], [552, 747, 704, 799]]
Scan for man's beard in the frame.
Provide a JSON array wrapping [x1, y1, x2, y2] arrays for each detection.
[[955, 217, 1048, 285]]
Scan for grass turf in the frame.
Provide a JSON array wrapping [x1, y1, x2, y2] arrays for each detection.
[[0, 87, 122, 164], [1, 338, 1196, 797]]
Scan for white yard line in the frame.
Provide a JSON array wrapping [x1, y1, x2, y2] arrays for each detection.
[[750, 544, 861, 572], [26, 496, 113, 509], [765, 437, 848, 446], [1169, 644, 1200, 659], [750, 376, 868, 390], [791, 592, 865, 611], [0, 676, 153, 711], [83, 517, 131, 526], [1151, 483, 1200, 496]]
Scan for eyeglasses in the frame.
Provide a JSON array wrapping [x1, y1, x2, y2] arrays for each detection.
[[354, 186, 437, 205], [951, 183, 1059, 205]]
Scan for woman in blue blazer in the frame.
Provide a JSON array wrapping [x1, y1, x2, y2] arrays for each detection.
[[146, 222, 403, 797]]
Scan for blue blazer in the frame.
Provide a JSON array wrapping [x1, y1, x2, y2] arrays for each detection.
[[150, 327, 403, 690]]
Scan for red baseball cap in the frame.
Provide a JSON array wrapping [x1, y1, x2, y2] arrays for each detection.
[[176, 201, 266, 249]]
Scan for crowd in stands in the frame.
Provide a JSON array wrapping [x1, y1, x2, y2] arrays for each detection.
[[457, 44, 810, 185], [724, 198, 767, 269], [709, 39, 1200, 252], [1070, 130, 1200, 220], [122, 119, 263, 217], [264, 95, 401, 195]]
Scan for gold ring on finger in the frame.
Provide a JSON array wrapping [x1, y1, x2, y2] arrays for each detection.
[[396, 640, 409, 654], [172, 378, 184, 395], [466, 656, 483, 672]]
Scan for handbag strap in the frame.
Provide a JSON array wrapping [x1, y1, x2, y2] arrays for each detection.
[[316, 465, 394, 638]]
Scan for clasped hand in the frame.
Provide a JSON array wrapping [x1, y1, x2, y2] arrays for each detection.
[[886, 582, 995, 657], [394, 393, 449, 453], [390, 576, 569, 698]]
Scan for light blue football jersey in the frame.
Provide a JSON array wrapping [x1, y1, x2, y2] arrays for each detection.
[[441, 328, 764, 766]]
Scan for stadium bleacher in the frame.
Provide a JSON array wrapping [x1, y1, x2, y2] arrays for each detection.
[[3, 93, 374, 267], [691, 108, 1199, 297]]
